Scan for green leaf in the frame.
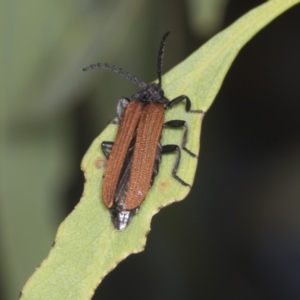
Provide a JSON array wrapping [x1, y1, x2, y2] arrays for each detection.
[[20, 0, 300, 299]]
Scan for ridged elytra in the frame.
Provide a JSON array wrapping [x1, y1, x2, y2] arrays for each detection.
[[83, 32, 203, 230]]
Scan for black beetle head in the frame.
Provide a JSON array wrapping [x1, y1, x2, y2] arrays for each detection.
[[132, 83, 168, 104]]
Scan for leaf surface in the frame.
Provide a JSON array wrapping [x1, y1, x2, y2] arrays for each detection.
[[20, 1, 300, 299]]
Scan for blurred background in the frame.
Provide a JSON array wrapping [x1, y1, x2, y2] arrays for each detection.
[[1, 0, 300, 299]]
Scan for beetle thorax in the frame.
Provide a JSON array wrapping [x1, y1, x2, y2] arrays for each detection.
[[132, 83, 167, 104]]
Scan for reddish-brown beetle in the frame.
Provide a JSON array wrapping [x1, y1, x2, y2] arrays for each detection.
[[83, 32, 203, 230]]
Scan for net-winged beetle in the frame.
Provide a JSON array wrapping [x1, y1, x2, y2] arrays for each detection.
[[83, 32, 204, 230]]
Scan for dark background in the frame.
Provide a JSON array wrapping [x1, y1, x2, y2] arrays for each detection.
[[1, 1, 300, 299]]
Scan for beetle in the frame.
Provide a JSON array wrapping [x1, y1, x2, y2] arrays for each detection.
[[83, 32, 204, 230]]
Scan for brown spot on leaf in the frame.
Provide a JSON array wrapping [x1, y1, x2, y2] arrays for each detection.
[[159, 180, 170, 190], [95, 157, 107, 170]]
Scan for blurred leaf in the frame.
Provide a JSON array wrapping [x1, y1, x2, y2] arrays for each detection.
[[19, 0, 300, 299], [0, 1, 148, 299], [187, 0, 230, 37]]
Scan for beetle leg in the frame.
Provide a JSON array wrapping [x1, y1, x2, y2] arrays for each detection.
[[108, 97, 131, 125], [116, 97, 130, 120], [101, 141, 114, 159], [108, 119, 119, 125], [163, 120, 198, 158], [161, 144, 191, 187], [102, 98, 132, 156], [165, 95, 204, 113]]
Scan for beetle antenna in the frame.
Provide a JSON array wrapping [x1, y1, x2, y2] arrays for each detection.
[[157, 31, 170, 86], [82, 63, 148, 89]]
